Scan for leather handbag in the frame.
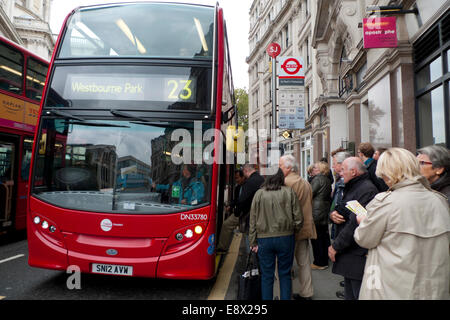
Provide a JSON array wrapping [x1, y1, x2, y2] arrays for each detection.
[[237, 251, 261, 300]]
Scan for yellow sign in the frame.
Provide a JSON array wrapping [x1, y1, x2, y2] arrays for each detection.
[[0, 94, 25, 122], [0, 93, 39, 127], [282, 131, 291, 139], [39, 133, 46, 155], [226, 125, 244, 153], [25, 102, 40, 125]]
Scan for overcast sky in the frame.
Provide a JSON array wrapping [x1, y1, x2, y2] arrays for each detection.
[[49, 0, 252, 89]]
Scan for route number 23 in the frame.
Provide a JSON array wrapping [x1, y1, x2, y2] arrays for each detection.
[[167, 80, 193, 101]]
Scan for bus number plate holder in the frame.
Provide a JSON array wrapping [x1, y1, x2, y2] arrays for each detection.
[[92, 263, 133, 276]]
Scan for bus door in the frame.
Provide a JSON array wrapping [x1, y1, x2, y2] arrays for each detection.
[[15, 137, 33, 230], [0, 136, 17, 229]]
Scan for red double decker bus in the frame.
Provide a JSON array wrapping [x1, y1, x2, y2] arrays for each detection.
[[27, 2, 237, 279], [0, 36, 48, 234]]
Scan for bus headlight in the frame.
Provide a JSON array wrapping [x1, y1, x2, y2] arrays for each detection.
[[163, 222, 208, 255], [194, 225, 203, 234], [33, 216, 41, 224], [185, 229, 193, 238]]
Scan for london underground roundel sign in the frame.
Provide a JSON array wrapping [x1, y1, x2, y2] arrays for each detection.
[[266, 42, 281, 58], [278, 56, 305, 86], [280, 58, 302, 75]]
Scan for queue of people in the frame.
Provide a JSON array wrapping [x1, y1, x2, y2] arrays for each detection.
[[219, 143, 449, 300]]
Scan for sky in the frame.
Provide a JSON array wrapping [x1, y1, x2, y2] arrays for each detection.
[[49, 0, 252, 89]]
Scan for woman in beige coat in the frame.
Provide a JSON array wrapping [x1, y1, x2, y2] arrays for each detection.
[[354, 148, 450, 300]]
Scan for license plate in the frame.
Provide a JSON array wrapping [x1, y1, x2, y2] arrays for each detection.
[[92, 263, 133, 276]]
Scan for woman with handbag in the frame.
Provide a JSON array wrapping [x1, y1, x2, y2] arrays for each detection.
[[249, 168, 303, 300]]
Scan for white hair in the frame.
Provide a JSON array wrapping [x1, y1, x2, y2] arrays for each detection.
[[334, 151, 352, 164], [280, 155, 297, 170], [345, 157, 367, 174]]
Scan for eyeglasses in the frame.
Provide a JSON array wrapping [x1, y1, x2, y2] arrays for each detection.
[[419, 160, 433, 166]]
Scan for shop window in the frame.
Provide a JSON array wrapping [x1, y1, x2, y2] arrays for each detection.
[[414, 11, 449, 148]]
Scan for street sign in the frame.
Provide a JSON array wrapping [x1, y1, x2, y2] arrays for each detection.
[[279, 91, 305, 108], [266, 42, 281, 58], [278, 56, 305, 86], [280, 58, 302, 75], [278, 88, 305, 129], [363, 16, 397, 48]]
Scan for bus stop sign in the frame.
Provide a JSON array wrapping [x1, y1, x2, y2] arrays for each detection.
[[267, 43, 281, 58]]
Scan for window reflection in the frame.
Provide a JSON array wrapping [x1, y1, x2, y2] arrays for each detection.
[[0, 42, 23, 95], [447, 50, 450, 72], [59, 3, 214, 60], [418, 85, 446, 146], [32, 119, 213, 214], [417, 56, 443, 90], [368, 74, 391, 145]]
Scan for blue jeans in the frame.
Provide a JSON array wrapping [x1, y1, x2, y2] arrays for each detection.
[[257, 235, 295, 300]]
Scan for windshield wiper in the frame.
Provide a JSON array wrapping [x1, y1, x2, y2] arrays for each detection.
[[110, 109, 150, 122], [65, 121, 130, 128], [45, 109, 85, 121]]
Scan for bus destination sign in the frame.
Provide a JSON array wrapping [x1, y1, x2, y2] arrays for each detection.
[[63, 74, 197, 103]]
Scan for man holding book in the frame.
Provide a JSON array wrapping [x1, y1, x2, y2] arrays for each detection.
[[328, 157, 378, 300]]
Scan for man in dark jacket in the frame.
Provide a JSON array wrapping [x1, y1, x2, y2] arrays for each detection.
[[328, 157, 378, 300], [310, 162, 332, 269], [238, 164, 265, 234], [216, 170, 246, 253]]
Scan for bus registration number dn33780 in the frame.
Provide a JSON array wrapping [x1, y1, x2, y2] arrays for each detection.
[[92, 263, 133, 276]]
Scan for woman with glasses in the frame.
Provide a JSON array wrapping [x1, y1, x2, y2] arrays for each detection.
[[416, 145, 450, 205], [354, 148, 449, 299]]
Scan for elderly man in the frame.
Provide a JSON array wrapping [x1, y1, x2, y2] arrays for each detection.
[[279, 155, 316, 300], [330, 151, 351, 298], [330, 151, 352, 234], [328, 157, 378, 300]]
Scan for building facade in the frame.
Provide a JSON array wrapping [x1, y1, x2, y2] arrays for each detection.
[[0, 0, 53, 60], [248, 0, 316, 176], [248, 0, 449, 178]]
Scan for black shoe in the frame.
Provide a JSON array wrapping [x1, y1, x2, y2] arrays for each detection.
[[340, 281, 345, 287], [293, 294, 313, 300], [336, 291, 345, 299]]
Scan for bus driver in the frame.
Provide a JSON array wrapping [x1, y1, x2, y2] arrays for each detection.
[[153, 164, 205, 206]]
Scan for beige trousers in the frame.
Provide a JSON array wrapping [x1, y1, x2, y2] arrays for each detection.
[[217, 214, 239, 251], [294, 239, 314, 298]]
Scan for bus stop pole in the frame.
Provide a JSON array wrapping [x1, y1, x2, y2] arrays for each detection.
[[271, 56, 277, 167]]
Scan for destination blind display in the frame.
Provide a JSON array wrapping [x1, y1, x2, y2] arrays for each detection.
[[63, 74, 197, 103]]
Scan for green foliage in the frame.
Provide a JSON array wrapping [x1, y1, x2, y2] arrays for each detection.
[[235, 87, 248, 132]]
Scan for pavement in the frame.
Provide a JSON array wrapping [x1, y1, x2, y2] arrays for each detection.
[[221, 232, 343, 300]]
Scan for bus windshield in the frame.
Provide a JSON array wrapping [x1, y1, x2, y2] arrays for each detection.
[[32, 118, 213, 214], [58, 3, 215, 60]]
